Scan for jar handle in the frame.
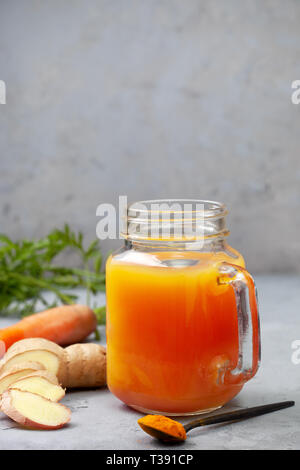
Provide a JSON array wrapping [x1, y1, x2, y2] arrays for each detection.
[[217, 262, 261, 385]]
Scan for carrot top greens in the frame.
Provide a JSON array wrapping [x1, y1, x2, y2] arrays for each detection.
[[0, 224, 106, 323]]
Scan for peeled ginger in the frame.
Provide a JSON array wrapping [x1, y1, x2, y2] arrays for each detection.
[[0, 362, 45, 394], [0, 389, 71, 430], [8, 371, 65, 402], [1, 338, 106, 388]]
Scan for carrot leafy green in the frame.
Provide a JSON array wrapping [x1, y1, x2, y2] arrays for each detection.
[[0, 224, 106, 323]]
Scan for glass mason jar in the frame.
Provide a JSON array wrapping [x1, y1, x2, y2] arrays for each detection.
[[106, 200, 261, 416]]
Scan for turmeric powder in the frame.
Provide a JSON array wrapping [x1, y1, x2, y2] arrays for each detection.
[[137, 414, 187, 441]]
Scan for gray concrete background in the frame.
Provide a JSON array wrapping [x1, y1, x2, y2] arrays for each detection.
[[1, 0, 300, 273]]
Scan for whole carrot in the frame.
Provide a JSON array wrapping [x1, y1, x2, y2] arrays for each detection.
[[0, 305, 97, 352]]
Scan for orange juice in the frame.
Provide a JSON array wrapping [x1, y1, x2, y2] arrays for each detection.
[[106, 248, 250, 415]]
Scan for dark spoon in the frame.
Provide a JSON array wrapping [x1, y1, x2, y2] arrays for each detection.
[[138, 401, 295, 442]]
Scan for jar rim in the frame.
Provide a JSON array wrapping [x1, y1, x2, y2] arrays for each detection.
[[127, 199, 227, 219], [121, 199, 229, 244]]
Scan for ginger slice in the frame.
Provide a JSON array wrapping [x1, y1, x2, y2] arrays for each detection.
[[0, 389, 71, 429], [1, 338, 106, 388], [8, 371, 65, 402], [0, 362, 45, 394], [1, 339, 65, 378]]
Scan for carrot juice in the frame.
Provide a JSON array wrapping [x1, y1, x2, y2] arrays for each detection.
[[106, 249, 248, 415]]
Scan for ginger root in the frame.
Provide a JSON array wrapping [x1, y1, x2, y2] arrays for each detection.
[[0, 338, 106, 430], [0, 389, 71, 430], [8, 371, 65, 402], [0, 362, 45, 394], [0, 338, 106, 389]]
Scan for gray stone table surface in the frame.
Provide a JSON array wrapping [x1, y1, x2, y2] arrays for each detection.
[[0, 275, 299, 450]]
